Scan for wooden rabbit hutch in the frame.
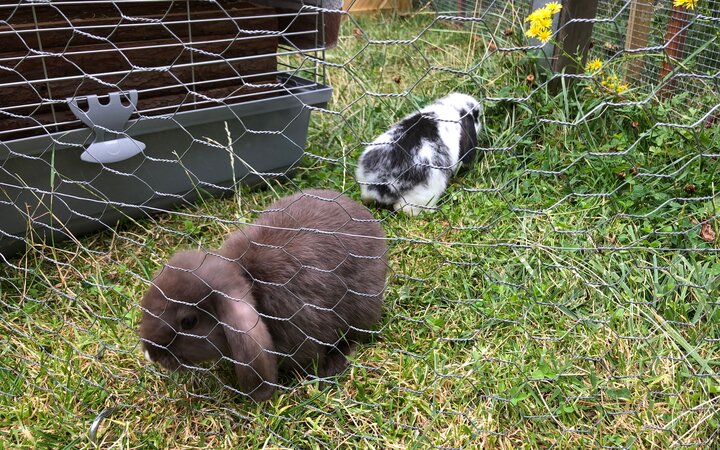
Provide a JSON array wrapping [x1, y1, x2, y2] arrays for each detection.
[[0, 1, 340, 255]]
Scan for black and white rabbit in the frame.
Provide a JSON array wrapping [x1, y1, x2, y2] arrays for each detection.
[[356, 92, 482, 215], [139, 190, 388, 401]]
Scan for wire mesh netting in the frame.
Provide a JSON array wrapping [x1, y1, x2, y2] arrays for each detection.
[[591, 0, 720, 91], [1, 0, 719, 448]]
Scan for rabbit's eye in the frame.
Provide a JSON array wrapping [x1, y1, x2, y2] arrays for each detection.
[[180, 315, 198, 331]]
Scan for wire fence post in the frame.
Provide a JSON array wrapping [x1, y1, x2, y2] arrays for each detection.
[[549, 0, 599, 89], [624, 0, 654, 83], [658, 5, 691, 99]]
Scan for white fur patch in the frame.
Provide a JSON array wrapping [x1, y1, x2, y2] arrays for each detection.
[[357, 92, 482, 213], [397, 172, 444, 213], [416, 139, 435, 162], [143, 349, 153, 363]]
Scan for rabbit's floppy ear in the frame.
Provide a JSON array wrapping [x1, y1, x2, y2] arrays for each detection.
[[458, 107, 479, 166], [213, 288, 277, 401]]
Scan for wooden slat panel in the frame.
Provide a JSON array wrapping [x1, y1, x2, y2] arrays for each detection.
[[276, 8, 342, 50], [0, 36, 277, 102], [2, 3, 277, 52], [624, 0, 654, 80], [0, 1, 283, 138], [658, 6, 691, 98], [342, 0, 411, 13]]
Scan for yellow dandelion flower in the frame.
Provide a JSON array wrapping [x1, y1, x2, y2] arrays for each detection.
[[537, 29, 553, 44], [673, 0, 698, 10], [598, 74, 629, 95], [525, 21, 544, 39], [525, 4, 563, 43], [545, 2, 563, 14], [537, 8, 553, 20], [601, 75, 614, 88], [525, 9, 541, 22], [587, 68, 630, 96], [526, 8, 550, 23], [536, 16, 553, 30], [585, 58, 603, 73]]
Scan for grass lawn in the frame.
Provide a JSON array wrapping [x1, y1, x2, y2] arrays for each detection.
[[1, 9, 719, 449]]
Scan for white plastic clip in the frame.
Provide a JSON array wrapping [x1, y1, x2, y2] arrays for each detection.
[[68, 91, 146, 164]]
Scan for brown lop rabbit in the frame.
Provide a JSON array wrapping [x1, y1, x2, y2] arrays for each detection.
[[139, 190, 388, 401]]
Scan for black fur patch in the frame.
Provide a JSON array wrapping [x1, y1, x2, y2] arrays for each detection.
[[458, 109, 478, 166], [361, 111, 455, 202]]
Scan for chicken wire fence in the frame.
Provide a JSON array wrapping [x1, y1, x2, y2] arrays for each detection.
[[1, 0, 719, 448], [592, 0, 720, 91], [433, 0, 720, 94]]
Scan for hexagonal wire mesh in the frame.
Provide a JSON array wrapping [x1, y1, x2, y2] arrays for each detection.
[[592, 0, 720, 90], [1, 0, 719, 448]]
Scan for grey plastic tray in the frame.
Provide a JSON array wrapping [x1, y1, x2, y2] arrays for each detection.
[[0, 76, 332, 255]]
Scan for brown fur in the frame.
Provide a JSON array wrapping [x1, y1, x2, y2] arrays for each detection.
[[140, 190, 388, 401]]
